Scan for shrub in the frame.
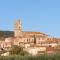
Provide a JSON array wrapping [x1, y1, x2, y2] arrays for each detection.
[[0, 53, 60, 60], [9, 45, 29, 56]]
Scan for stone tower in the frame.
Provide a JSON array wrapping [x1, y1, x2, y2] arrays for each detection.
[[14, 19, 23, 37]]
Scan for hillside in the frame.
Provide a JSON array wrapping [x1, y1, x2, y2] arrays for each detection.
[[0, 31, 14, 40]]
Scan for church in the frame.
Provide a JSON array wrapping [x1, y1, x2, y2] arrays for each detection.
[[13, 19, 48, 45]]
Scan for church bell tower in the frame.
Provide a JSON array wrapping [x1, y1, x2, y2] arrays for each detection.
[[14, 19, 23, 37]]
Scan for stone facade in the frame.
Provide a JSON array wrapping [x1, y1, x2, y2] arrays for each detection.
[[14, 19, 23, 37], [14, 19, 48, 45]]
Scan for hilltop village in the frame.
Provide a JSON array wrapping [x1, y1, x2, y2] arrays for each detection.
[[0, 19, 60, 55]]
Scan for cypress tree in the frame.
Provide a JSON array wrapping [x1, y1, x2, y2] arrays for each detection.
[[34, 35, 36, 44]]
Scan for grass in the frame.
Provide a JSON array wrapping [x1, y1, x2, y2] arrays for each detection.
[[0, 53, 60, 60]]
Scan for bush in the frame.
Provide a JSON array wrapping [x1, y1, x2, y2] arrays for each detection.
[[0, 53, 60, 60], [9, 45, 29, 56]]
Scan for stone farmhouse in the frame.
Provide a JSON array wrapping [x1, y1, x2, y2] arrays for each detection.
[[0, 19, 60, 55]]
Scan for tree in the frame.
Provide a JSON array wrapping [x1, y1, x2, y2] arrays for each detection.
[[34, 35, 36, 44]]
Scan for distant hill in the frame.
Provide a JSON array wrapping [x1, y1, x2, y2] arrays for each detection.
[[0, 31, 14, 40]]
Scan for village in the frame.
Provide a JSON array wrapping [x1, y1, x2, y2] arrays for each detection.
[[0, 19, 60, 56]]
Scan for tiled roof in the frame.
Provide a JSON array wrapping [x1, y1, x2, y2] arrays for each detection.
[[23, 31, 48, 37], [46, 47, 54, 51], [23, 31, 45, 34]]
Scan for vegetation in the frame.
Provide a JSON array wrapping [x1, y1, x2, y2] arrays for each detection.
[[34, 35, 36, 44], [9, 45, 29, 56], [0, 31, 14, 41], [0, 53, 60, 60], [0, 31, 14, 39], [0, 45, 60, 60]]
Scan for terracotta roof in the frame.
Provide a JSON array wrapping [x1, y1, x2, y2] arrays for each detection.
[[46, 47, 54, 51], [23, 31, 48, 36]]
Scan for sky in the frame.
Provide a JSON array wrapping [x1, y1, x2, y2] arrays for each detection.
[[0, 0, 60, 37]]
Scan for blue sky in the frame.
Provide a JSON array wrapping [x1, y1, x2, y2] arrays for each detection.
[[0, 0, 60, 37]]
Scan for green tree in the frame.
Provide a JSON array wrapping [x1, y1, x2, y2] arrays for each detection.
[[34, 35, 36, 44]]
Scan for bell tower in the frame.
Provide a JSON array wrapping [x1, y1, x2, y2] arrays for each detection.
[[14, 19, 23, 37]]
